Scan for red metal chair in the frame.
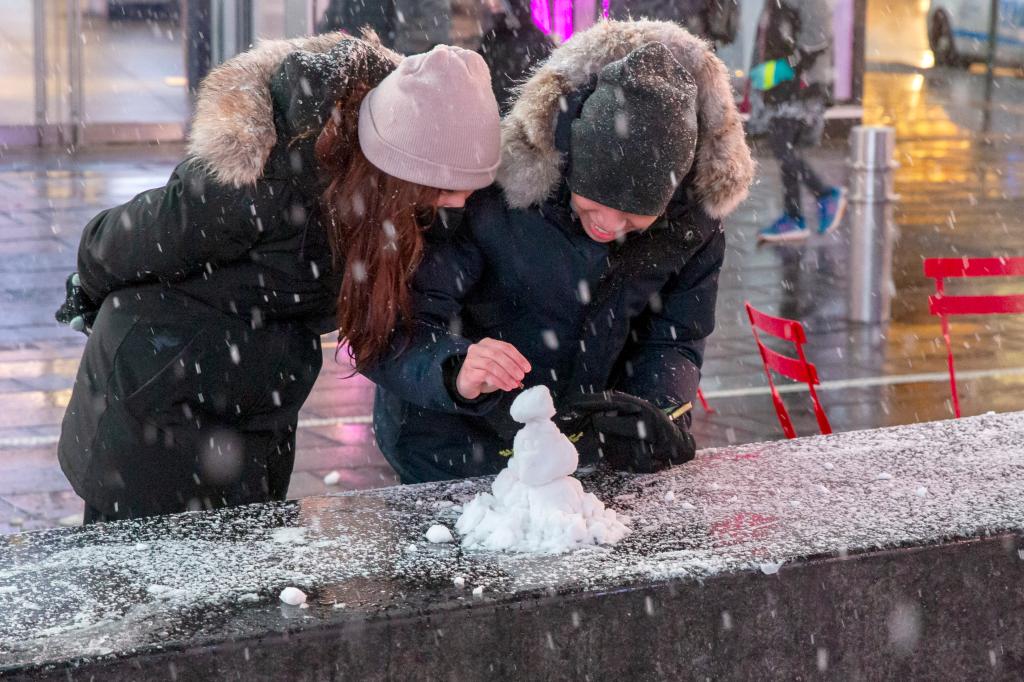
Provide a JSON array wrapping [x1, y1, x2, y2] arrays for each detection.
[[744, 302, 832, 439], [923, 257, 1024, 418]]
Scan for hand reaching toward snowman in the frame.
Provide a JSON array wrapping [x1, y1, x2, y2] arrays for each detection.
[[455, 338, 532, 400]]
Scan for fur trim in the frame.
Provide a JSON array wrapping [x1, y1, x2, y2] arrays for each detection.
[[187, 31, 399, 187], [498, 20, 754, 219]]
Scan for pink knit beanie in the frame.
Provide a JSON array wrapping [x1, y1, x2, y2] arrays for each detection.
[[358, 45, 501, 191]]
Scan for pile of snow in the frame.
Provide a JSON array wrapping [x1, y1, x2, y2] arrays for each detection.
[[455, 386, 630, 553]]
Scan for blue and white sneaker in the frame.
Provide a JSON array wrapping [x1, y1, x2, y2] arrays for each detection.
[[817, 187, 847, 235], [757, 214, 808, 243]]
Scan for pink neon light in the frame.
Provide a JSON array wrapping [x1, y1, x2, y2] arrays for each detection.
[[552, 0, 573, 41], [601, 0, 610, 18], [531, 0, 551, 34], [531, 0, 574, 41]]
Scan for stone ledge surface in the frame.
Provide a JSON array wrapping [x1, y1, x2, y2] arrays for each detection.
[[3, 412, 1024, 678]]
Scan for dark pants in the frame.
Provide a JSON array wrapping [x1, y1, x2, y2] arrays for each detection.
[[769, 117, 829, 219], [60, 286, 322, 524]]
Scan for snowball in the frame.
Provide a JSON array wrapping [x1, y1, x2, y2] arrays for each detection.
[[453, 576, 466, 588], [915, 486, 928, 497], [664, 490, 676, 502], [323, 471, 341, 486], [279, 587, 306, 606], [472, 586, 484, 596], [405, 543, 418, 553], [823, 462, 835, 470], [425, 525, 454, 543], [679, 501, 696, 510], [876, 472, 893, 481], [455, 386, 630, 554], [759, 561, 784, 575]]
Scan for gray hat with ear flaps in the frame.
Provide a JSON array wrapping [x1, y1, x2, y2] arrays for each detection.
[[568, 42, 699, 216]]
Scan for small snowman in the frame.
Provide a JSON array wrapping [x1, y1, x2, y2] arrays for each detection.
[[455, 386, 630, 553]]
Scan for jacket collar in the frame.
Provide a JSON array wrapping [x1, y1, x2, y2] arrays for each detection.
[[187, 31, 399, 188]]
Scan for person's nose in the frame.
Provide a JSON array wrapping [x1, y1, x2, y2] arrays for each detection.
[[437, 191, 471, 209], [606, 213, 627, 233]]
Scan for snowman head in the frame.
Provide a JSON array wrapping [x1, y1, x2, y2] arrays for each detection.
[[510, 385, 557, 424]]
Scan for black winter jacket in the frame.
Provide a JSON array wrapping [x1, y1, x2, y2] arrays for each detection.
[[368, 182, 725, 483], [59, 34, 400, 520]]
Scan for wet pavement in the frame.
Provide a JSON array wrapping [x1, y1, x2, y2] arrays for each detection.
[[1, 67, 1023, 534], [3, 411, 1024, 678]]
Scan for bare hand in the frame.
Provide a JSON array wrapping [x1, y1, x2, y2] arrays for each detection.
[[455, 338, 531, 400]]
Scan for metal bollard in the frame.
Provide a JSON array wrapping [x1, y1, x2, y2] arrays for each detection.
[[847, 126, 899, 324]]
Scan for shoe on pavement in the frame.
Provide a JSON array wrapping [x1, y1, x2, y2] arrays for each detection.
[[758, 214, 808, 243], [817, 187, 847, 235]]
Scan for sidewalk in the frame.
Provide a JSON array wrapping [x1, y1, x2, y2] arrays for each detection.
[[2, 68, 1023, 534]]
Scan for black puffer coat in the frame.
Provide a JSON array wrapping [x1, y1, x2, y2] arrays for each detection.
[[366, 20, 754, 483], [59, 33, 399, 520]]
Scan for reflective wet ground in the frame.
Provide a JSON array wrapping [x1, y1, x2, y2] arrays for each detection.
[[1, 67, 1023, 533]]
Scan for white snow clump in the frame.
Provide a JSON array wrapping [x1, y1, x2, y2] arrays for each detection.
[[279, 587, 307, 606], [425, 524, 454, 543]]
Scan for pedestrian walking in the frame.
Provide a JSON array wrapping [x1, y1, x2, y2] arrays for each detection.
[[365, 20, 754, 483], [54, 35, 500, 522], [750, 0, 847, 242]]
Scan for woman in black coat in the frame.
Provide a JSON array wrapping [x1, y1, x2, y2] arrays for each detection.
[[56, 34, 500, 522], [366, 20, 755, 483]]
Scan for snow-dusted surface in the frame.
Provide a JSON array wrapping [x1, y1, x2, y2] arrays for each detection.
[[4, 412, 1024, 668], [455, 387, 631, 553]]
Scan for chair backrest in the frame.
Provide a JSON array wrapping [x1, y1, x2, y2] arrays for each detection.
[[745, 302, 831, 439], [923, 257, 1024, 418], [924, 257, 1024, 316]]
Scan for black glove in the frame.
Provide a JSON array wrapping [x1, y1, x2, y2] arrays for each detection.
[[557, 391, 696, 474], [55, 273, 99, 335]]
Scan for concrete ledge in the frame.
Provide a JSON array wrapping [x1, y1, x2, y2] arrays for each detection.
[[3, 412, 1024, 679]]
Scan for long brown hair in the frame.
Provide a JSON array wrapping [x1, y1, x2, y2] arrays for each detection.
[[316, 84, 442, 371]]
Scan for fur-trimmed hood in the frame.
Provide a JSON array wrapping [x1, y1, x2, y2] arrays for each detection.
[[498, 20, 754, 219], [187, 32, 400, 188]]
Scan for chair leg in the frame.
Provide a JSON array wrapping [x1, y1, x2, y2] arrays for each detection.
[[770, 383, 797, 439], [808, 384, 832, 435], [940, 315, 961, 418], [696, 388, 714, 414]]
